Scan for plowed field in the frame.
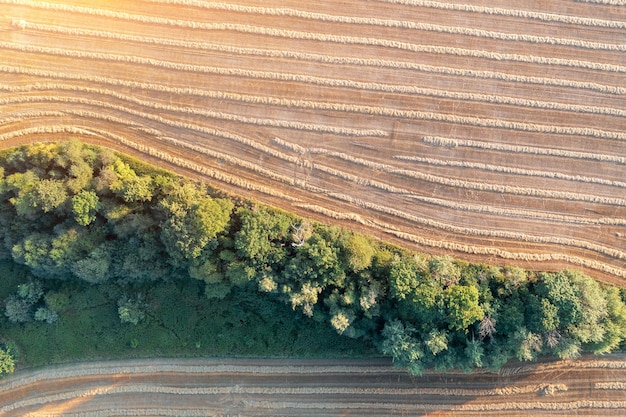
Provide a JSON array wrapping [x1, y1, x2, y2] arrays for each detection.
[[1, 357, 626, 416], [0, 0, 625, 285]]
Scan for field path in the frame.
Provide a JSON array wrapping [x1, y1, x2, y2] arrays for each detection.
[[0, 0, 625, 284], [1, 356, 626, 416]]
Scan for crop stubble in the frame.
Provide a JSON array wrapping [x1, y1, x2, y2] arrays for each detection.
[[0, 0, 625, 287]]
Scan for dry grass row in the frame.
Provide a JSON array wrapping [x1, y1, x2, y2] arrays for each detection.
[[0, 381, 576, 411], [22, 21, 626, 111], [12, 22, 626, 118], [0, 362, 391, 392], [0, 94, 315, 168], [423, 136, 626, 164], [393, 155, 626, 188], [7, 41, 626, 142], [405, 194, 626, 226], [374, 0, 626, 28], [294, 203, 368, 225], [574, 0, 626, 5], [309, 147, 626, 206], [273, 137, 626, 225], [0, 125, 100, 142], [233, 398, 626, 412], [2, 68, 622, 154], [456, 400, 626, 412], [596, 382, 626, 390], [379, 226, 626, 278], [140, 0, 626, 51], [2, 63, 624, 145], [0, 83, 386, 137], [318, 184, 626, 261], [6, 2, 626, 73], [10, 41, 620, 98], [29, 411, 215, 417]]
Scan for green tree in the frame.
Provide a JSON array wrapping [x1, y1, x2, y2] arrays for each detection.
[[444, 285, 483, 332], [381, 320, 425, 376], [424, 329, 448, 356], [234, 206, 291, 265], [430, 255, 461, 287], [34, 179, 68, 213], [4, 295, 33, 323], [4, 280, 44, 323], [160, 183, 233, 263], [340, 233, 375, 272], [0, 347, 15, 376], [592, 287, 626, 354], [34, 306, 59, 324], [109, 159, 154, 202], [72, 190, 100, 226], [284, 234, 345, 287], [71, 246, 111, 283]]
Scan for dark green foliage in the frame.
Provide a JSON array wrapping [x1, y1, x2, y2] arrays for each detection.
[[4, 280, 43, 323], [117, 294, 147, 325]]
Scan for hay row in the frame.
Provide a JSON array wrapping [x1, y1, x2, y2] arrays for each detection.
[[0, 125, 98, 141], [294, 204, 368, 225], [29, 411, 215, 417], [327, 192, 626, 276], [423, 136, 626, 164], [235, 398, 626, 411], [309, 148, 626, 206], [379, 225, 626, 278], [574, 0, 626, 4], [0, 94, 312, 168], [5, 2, 626, 73], [23, 21, 626, 106], [4, 41, 625, 142], [274, 137, 626, 223], [4, 46, 621, 97], [405, 194, 626, 226], [393, 155, 626, 188], [0, 83, 386, 137], [0, 362, 391, 392], [400, 192, 626, 226], [139, 1, 626, 51], [2, 67, 622, 142], [318, 182, 626, 260], [9, 22, 626, 118], [456, 400, 626, 412], [373, 0, 626, 28], [596, 382, 626, 390], [0, 380, 576, 413]]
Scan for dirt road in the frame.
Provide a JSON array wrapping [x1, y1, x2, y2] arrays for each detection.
[[1, 356, 625, 416]]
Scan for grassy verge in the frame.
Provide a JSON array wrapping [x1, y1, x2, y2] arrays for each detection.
[[0, 261, 376, 370]]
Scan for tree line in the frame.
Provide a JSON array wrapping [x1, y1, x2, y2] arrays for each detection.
[[0, 141, 625, 376]]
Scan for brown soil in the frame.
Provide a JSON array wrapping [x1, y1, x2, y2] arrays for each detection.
[[1, 356, 626, 416], [0, 0, 625, 288]]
